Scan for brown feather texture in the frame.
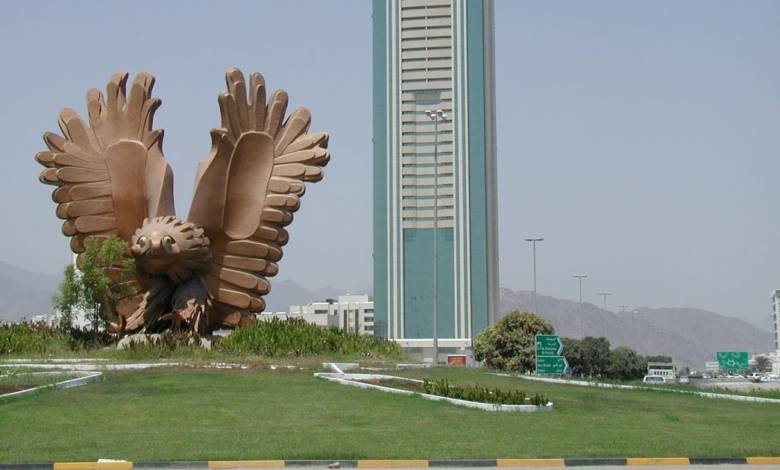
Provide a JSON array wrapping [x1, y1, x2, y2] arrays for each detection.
[[35, 68, 329, 334], [35, 72, 175, 250], [189, 68, 329, 325]]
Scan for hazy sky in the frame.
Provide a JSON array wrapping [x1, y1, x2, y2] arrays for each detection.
[[0, 1, 777, 321]]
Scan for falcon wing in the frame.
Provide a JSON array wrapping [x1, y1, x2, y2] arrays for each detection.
[[187, 68, 329, 326], [36, 72, 175, 253]]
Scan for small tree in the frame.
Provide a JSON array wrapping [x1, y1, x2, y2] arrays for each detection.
[[53, 236, 136, 331], [564, 337, 635, 379], [561, 337, 584, 375], [474, 311, 554, 372], [53, 264, 79, 330], [580, 336, 612, 377], [605, 346, 647, 380], [754, 355, 772, 372]]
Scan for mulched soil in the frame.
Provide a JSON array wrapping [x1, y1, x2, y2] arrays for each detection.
[[0, 384, 32, 394], [359, 377, 425, 392]]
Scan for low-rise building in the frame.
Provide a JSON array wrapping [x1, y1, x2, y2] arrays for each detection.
[[647, 362, 677, 379], [287, 294, 374, 335]]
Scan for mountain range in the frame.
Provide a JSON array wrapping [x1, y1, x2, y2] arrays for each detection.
[[0, 261, 61, 321]]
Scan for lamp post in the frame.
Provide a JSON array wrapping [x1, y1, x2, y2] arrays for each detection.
[[524, 237, 544, 314], [573, 274, 587, 337], [426, 109, 447, 364], [598, 292, 612, 311]]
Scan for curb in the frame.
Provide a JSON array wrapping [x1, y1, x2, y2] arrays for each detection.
[[3, 458, 780, 469]]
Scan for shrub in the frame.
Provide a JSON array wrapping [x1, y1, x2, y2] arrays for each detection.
[[563, 337, 649, 380], [421, 378, 548, 406], [0, 322, 70, 355], [217, 317, 405, 358], [474, 311, 554, 372]]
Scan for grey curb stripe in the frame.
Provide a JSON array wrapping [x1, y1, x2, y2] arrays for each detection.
[[285, 461, 358, 467], [689, 458, 748, 465], [430, 460, 497, 467], [134, 462, 209, 468], [0, 465, 52, 470], [565, 459, 628, 466]]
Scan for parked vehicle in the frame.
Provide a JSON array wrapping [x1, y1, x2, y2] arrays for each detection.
[[747, 372, 763, 383], [643, 375, 666, 384]]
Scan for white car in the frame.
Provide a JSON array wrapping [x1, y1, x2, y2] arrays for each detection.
[[643, 375, 666, 384]]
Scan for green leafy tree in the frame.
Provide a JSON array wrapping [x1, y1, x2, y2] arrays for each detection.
[[561, 337, 585, 375], [474, 311, 554, 372], [562, 336, 614, 378], [606, 346, 647, 380], [581, 336, 612, 377], [754, 355, 771, 372], [52, 264, 79, 330], [53, 236, 136, 331], [646, 355, 673, 363]]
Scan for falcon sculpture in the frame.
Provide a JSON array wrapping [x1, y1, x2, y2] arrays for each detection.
[[35, 68, 330, 334]]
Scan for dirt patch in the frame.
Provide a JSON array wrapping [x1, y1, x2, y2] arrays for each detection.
[[0, 384, 34, 394], [358, 377, 424, 392]]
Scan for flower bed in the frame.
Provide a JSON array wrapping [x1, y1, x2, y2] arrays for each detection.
[[315, 368, 553, 412]]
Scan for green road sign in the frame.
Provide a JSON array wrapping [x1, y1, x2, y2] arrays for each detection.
[[536, 355, 568, 374], [535, 335, 563, 356], [716, 351, 749, 370]]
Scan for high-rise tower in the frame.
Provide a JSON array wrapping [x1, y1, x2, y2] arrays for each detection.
[[372, 0, 498, 348]]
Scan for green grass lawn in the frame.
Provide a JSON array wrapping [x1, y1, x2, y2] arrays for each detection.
[[1, 367, 779, 463]]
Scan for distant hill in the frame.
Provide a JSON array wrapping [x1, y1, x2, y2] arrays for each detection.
[[500, 288, 773, 369], [749, 313, 775, 334], [0, 261, 61, 322], [262, 280, 347, 312]]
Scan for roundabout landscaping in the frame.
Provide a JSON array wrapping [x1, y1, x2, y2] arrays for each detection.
[[2, 358, 780, 463]]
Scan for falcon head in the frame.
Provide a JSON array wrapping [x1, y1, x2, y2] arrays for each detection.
[[131, 216, 211, 283]]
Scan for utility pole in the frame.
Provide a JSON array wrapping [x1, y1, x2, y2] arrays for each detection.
[[598, 292, 612, 311], [426, 109, 447, 365], [524, 237, 544, 314], [573, 275, 587, 337]]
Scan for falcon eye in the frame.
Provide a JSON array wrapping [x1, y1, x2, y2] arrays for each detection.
[[137, 236, 148, 248], [162, 235, 176, 248]]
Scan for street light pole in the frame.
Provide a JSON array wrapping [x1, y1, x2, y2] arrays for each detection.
[[426, 109, 447, 365], [524, 237, 544, 314], [598, 292, 612, 311], [573, 275, 587, 337]]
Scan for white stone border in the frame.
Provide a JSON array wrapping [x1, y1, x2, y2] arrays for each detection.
[[499, 373, 780, 404], [0, 361, 181, 371], [316, 364, 552, 412], [0, 371, 102, 399]]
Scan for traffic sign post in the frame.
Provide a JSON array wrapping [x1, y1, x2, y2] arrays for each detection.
[[535, 335, 563, 356], [716, 352, 749, 371], [535, 334, 568, 375], [536, 355, 568, 374]]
